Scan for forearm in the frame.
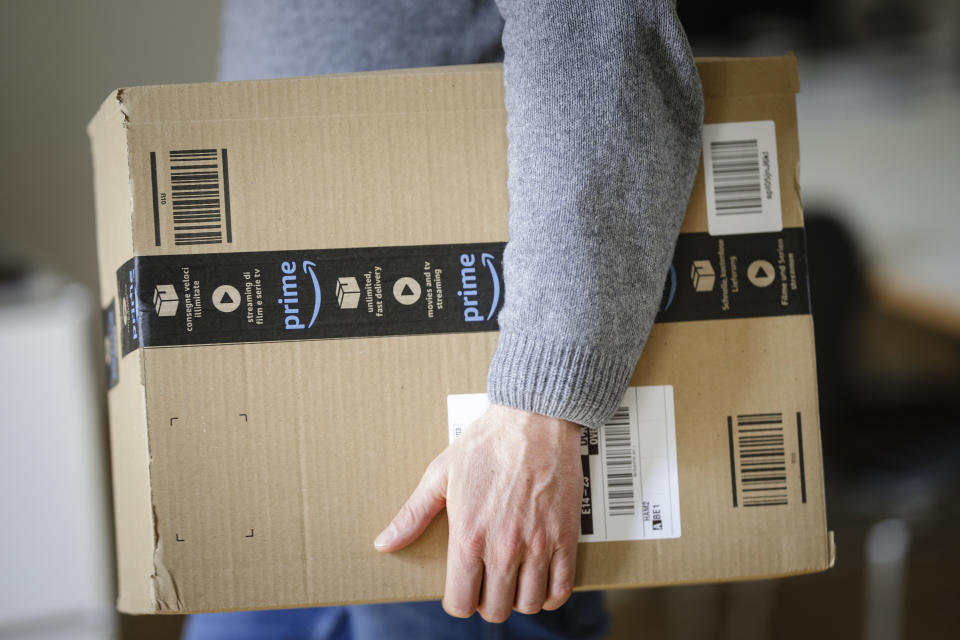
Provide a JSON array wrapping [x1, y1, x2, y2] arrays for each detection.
[[488, 0, 704, 427]]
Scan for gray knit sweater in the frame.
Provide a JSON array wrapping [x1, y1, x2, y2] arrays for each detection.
[[220, 0, 703, 429]]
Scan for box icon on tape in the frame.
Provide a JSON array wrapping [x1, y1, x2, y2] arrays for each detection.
[[153, 284, 179, 317], [336, 276, 361, 309], [691, 260, 716, 292]]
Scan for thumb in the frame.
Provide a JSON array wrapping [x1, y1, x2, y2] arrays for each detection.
[[375, 455, 447, 552]]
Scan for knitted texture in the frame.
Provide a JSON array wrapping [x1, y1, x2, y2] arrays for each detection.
[[219, 0, 703, 428], [488, 1, 703, 427]]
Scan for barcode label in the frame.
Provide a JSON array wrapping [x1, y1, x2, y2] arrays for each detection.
[[728, 413, 788, 507], [151, 148, 233, 246], [702, 121, 782, 236], [710, 139, 762, 215], [603, 408, 636, 516], [447, 386, 681, 543]]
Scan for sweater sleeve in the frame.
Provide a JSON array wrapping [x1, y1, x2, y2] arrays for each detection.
[[487, 0, 703, 428]]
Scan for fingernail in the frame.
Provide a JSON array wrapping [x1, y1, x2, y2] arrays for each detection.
[[374, 525, 396, 549]]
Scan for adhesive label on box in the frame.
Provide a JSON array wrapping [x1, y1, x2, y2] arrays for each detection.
[[115, 242, 505, 356], [114, 229, 809, 357], [447, 385, 681, 542], [703, 120, 783, 236]]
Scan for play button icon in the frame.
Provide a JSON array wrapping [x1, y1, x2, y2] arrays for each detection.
[[746, 260, 776, 288], [212, 284, 242, 313], [392, 277, 422, 305]]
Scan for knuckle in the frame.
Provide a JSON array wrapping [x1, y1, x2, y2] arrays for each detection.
[[514, 599, 543, 615], [554, 580, 575, 599], [395, 501, 418, 527], [425, 455, 445, 479], [547, 581, 574, 607], [492, 536, 523, 562], [525, 534, 550, 559], [455, 529, 486, 558], [554, 541, 579, 567], [556, 528, 580, 549], [541, 599, 563, 611], [479, 606, 510, 624], [442, 599, 474, 619]]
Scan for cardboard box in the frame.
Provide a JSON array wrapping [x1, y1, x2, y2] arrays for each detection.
[[88, 55, 833, 614]]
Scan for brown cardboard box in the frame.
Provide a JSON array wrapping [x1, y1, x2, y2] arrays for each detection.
[[88, 55, 833, 614]]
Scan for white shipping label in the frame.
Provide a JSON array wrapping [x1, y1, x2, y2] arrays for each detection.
[[702, 120, 783, 236], [446, 385, 681, 543]]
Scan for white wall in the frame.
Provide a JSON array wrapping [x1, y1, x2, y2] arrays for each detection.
[[0, 0, 222, 297], [0, 2, 221, 636]]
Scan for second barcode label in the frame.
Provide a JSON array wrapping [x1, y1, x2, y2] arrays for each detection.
[[702, 120, 783, 237], [446, 385, 681, 543]]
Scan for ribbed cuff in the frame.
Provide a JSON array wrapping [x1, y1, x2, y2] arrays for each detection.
[[486, 331, 635, 429]]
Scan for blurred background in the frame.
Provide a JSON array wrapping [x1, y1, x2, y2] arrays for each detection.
[[0, 1, 957, 639]]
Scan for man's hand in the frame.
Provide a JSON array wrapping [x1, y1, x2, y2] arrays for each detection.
[[373, 404, 583, 622]]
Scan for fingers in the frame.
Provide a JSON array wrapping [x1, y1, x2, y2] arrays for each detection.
[[478, 561, 519, 623], [513, 558, 549, 615], [443, 541, 574, 620], [375, 457, 447, 552], [442, 534, 485, 619], [542, 544, 577, 611]]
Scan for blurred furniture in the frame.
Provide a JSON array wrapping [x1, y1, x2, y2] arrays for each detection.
[[797, 50, 960, 338], [0, 270, 114, 639]]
